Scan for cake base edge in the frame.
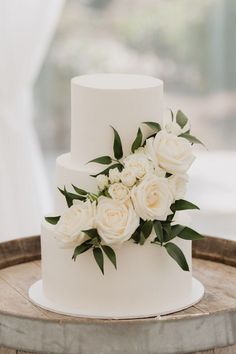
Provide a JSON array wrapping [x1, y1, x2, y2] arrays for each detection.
[[28, 278, 204, 320]]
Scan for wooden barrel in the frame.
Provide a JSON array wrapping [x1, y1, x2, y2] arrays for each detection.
[[0, 235, 235, 354]]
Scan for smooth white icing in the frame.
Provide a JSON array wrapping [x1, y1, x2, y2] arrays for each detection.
[[71, 74, 163, 166]]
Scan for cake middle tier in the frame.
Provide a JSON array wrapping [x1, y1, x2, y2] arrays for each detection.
[[71, 74, 163, 165]]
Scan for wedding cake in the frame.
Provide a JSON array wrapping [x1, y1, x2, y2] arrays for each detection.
[[29, 74, 204, 319]]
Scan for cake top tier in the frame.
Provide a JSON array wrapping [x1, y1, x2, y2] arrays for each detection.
[[72, 74, 163, 90], [71, 74, 164, 168]]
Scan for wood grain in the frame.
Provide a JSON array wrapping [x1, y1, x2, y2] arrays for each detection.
[[0, 236, 235, 354], [0, 236, 40, 270]]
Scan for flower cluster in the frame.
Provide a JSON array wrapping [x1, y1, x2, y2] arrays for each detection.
[[46, 110, 204, 274]]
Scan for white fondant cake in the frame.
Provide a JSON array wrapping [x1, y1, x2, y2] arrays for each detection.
[[31, 74, 204, 319]]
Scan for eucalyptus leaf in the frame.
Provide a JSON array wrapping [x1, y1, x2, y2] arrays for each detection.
[[176, 110, 188, 128], [72, 185, 88, 195], [131, 128, 143, 153], [45, 216, 60, 225], [72, 240, 93, 261], [90, 163, 123, 178], [141, 220, 153, 239], [171, 199, 200, 212], [87, 156, 112, 165], [142, 121, 161, 132], [83, 228, 100, 240], [101, 245, 117, 269], [153, 220, 163, 243], [179, 133, 205, 147], [111, 126, 123, 159], [177, 226, 204, 240], [93, 247, 104, 274], [164, 242, 189, 271]]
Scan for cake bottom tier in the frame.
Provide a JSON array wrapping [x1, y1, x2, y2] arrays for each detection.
[[39, 221, 195, 318]]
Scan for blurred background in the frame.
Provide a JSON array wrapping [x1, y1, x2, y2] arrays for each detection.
[[1, 0, 236, 240]]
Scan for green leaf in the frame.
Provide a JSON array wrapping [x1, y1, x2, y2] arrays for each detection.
[[83, 228, 100, 240], [169, 108, 174, 121], [166, 213, 175, 222], [101, 245, 117, 269], [139, 232, 146, 245], [93, 247, 104, 274], [131, 229, 141, 244], [45, 216, 60, 225], [142, 121, 161, 133], [72, 185, 88, 195], [141, 220, 153, 239], [87, 156, 113, 165], [58, 187, 85, 207], [111, 126, 123, 159], [58, 187, 73, 207], [179, 133, 205, 147], [153, 220, 163, 243], [164, 242, 189, 271], [72, 240, 93, 261], [131, 128, 143, 153], [171, 224, 185, 237], [90, 163, 123, 178], [161, 222, 176, 242], [171, 199, 200, 212], [163, 228, 176, 242], [176, 110, 188, 128], [177, 226, 204, 240]]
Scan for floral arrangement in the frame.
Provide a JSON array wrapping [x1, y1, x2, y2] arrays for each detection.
[[46, 110, 204, 274]]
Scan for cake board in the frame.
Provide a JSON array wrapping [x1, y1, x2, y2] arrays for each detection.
[[28, 277, 204, 319]]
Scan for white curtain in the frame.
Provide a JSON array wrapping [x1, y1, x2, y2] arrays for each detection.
[[0, 0, 65, 240]]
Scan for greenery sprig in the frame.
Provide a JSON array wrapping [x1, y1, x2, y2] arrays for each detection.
[[72, 229, 117, 274]]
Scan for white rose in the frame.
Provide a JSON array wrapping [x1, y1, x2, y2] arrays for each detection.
[[96, 174, 109, 191], [131, 174, 173, 221], [109, 167, 121, 184], [96, 197, 139, 245], [120, 167, 137, 187], [55, 200, 96, 245], [124, 153, 154, 179], [108, 183, 130, 202], [146, 131, 195, 174], [168, 174, 189, 200]]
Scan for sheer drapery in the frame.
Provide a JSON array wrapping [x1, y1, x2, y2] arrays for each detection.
[[0, 0, 65, 240]]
